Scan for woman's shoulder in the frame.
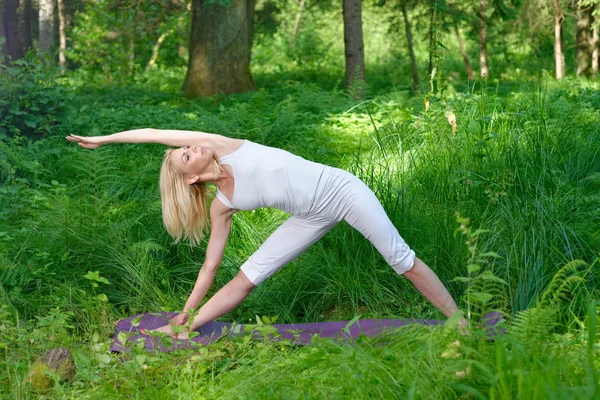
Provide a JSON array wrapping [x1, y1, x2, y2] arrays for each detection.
[[215, 136, 247, 157]]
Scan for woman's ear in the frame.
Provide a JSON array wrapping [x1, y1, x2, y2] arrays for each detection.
[[186, 175, 201, 185]]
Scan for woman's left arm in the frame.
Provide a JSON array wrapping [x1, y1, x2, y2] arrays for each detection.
[[66, 128, 218, 149]]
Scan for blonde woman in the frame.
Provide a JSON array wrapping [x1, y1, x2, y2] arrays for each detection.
[[67, 129, 464, 339]]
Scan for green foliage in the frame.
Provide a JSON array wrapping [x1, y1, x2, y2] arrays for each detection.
[[454, 213, 507, 326], [69, 0, 188, 83], [0, 54, 70, 140], [1, 56, 600, 397]]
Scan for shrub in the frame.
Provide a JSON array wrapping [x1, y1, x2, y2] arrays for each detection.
[[0, 53, 70, 140]]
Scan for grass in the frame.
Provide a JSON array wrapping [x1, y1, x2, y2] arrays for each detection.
[[0, 70, 599, 398]]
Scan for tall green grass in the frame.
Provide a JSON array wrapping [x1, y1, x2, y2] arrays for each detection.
[[1, 76, 599, 398]]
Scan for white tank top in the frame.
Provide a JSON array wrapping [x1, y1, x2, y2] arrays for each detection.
[[215, 140, 326, 215]]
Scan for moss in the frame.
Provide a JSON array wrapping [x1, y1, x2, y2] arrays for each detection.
[[26, 348, 76, 391]]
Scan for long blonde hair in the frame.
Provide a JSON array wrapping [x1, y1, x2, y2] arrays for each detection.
[[159, 149, 221, 246]]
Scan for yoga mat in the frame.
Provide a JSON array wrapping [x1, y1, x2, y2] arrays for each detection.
[[110, 312, 505, 353]]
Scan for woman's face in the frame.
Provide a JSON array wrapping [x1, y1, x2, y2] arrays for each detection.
[[172, 144, 216, 184]]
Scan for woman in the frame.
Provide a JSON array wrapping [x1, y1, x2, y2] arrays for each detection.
[[67, 128, 463, 339]]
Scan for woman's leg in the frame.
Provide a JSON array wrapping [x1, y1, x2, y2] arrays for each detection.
[[239, 215, 336, 285], [173, 216, 334, 335], [339, 173, 461, 318]]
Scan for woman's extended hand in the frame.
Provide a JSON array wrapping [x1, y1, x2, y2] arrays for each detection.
[[140, 313, 191, 339], [171, 312, 189, 327], [66, 134, 104, 149], [141, 324, 190, 340]]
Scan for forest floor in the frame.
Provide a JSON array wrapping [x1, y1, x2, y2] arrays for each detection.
[[1, 73, 599, 399]]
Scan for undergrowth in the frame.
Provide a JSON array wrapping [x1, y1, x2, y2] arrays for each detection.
[[0, 75, 599, 398]]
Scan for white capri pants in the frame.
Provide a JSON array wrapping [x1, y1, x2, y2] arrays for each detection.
[[240, 167, 416, 285]]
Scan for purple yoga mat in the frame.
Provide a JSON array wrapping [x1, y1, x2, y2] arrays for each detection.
[[110, 312, 505, 353]]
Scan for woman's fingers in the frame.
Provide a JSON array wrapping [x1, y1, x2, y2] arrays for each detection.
[[139, 324, 189, 340]]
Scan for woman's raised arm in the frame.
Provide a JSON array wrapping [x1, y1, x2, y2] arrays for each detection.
[[66, 128, 219, 149]]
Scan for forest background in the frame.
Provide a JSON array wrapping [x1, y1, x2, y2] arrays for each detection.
[[1, 0, 600, 398]]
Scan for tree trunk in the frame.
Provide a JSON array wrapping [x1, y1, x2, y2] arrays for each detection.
[[128, 36, 135, 76], [145, 29, 174, 74], [3, 0, 24, 60], [401, 0, 419, 94], [291, 0, 306, 39], [0, 4, 5, 57], [343, 0, 365, 98], [553, 0, 565, 79], [575, 3, 594, 77], [593, 26, 599, 72], [39, 0, 55, 55], [183, 0, 256, 98], [57, 0, 66, 72], [447, 0, 472, 80], [454, 24, 473, 80], [479, 0, 488, 78], [428, 2, 435, 75], [18, 0, 32, 54]]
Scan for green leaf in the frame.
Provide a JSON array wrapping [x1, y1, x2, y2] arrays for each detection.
[[453, 277, 471, 283], [97, 293, 108, 302], [94, 353, 111, 364], [117, 331, 128, 344], [342, 314, 362, 335], [92, 332, 99, 343], [472, 229, 490, 237], [24, 115, 37, 128], [469, 292, 493, 305], [131, 315, 142, 327], [479, 251, 500, 258], [444, 310, 465, 330], [466, 264, 481, 274], [467, 120, 480, 134], [135, 355, 147, 365]]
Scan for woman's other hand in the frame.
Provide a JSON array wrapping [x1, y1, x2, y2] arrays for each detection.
[[66, 135, 104, 149], [140, 321, 190, 340], [171, 312, 189, 327]]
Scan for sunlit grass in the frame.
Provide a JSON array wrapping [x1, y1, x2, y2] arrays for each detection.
[[1, 76, 599, 398]]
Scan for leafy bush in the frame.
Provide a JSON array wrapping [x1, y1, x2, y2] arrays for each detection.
[[0, 54, 70, 140]]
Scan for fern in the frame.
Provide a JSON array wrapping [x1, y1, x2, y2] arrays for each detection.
[[454, 213, 508, 327]]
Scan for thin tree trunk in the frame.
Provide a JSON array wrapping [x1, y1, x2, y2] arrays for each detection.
[[18, 0, 33, 54], [39, 0, 55, 55], [428, 2, 435, 75], [343, 0, 365, 98], [3, 0, 24, 60], [57, 0, 66, 72], [291, 0, 306, 38], [128, 36, 135, 76], [145, 29, 174, 74], [593, 26, 598, 72], [454, 24, 473, 80], [479, 0, 488, 78], [576, 4, 594, 77], [183, 0, 256, 98], [0, 5, 5, 57], [401, 0, 419, 94], [447, 0, 472, 80], [553, 0, 565, 79]]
